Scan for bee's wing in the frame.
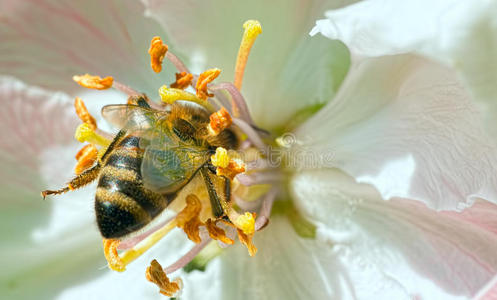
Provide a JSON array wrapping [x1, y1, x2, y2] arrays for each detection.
[[101, 104, 166, 136], [141, 140, 210, 194]]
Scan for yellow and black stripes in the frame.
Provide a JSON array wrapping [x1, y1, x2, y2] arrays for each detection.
[[95, 135, 168, 238]]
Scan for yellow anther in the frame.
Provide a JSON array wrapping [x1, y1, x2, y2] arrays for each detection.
[[196, 68, 221, 100], [74, 97, 97, 130], [170, 72, 193, 90], [74, 123, 111, 146], [234, 20, 262, 91], [208, 107, 232, 136], [146, 259, 181, 297], [148, 36, 168, 73], [175, 194, 204, 243], [216, 158, 246, 180], [74, 144, 98, 174], [234, 212, 256, 235], [211, 147, 230, 168], [103, 239, 126, 272], [158, 85, 214, 111], [73, 74, 113, 90], [119, 218, 178, 268]]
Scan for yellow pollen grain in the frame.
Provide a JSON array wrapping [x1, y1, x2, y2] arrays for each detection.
[[234, 212, 255, 235], [211, 147, 230, 168], [234, 20, 262, 91], [73, 74, 113, 90], [208, 107, 232, 136], [148, 36, 168, 73], [74, 123, 111, 146], [158, 85, 214, 111], [146, 259, 181, 297]]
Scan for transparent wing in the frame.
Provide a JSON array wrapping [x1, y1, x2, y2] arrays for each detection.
[[141, 140, 210, 194], [101, 104, 167, 136]]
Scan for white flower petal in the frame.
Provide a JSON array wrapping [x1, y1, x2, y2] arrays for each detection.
[[141, 0, 353, 129], [291, 168, 497, 299], [0, 76, 104, 298], [311, 0, 497, 138], [294, 54, 497, 210], [0, 0, 172, 96]]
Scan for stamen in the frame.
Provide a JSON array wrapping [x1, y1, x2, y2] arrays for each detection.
[[112, 80, 140, 96], [208, 107, 232, 136], [165, 52, 190, 74], [170, 72, 194, 89], [234, 20, 262, 92], [73, 74, 113, 90], [74, 123, 111, 146], [148, 36, 168, 73], [210, 82, 253, 122], [237, 229, 257, 257], [103, 239, 126, 272], [118, 218, 178, 269], [146, 259, 181, 297], [205, 219, 234, 245], [158, 86, 214, 111], [175, 194, 204, 243], [164, 238, 212, 274], [74, 97, 97, 130], [74, 144, 98, 174], [232, 118, 266, 151], [196, 68, 221, 100], [217, 159, 246, 180], [255, 187, 278, 231]]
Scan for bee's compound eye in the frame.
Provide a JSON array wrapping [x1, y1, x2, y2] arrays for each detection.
[[172, 119, 196, 142]]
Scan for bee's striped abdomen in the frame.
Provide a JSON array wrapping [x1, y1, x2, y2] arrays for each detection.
[[95, 135, 169, 239]]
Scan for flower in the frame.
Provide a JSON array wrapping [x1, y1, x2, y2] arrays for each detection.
[[1, 1, 497, 300]]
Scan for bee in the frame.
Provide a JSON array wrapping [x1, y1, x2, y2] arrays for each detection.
[[42, 96, 238, 239]]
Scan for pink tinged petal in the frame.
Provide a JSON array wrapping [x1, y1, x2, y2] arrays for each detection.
[[0, 0, 173, 96], [294, 54, 497, 210], [476, 275, 497, 300], [141, 0, 353, 129], [0, 77, 105, 299], [291, 169, 497, 299], [311, 0, 497, 139]]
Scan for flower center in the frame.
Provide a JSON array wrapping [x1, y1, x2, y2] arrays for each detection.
[[42, 19, 286, 297]]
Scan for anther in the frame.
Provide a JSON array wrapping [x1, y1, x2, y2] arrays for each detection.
[[148, 36, 168, 73], [196, 68, 221, 100], [74, 123, 111, 146], [237, 228, 257, 256], [208, 107, 232, 136], [233, 212, 256, 235], [74, 144, 98, 174], [170, 72, 193, 89], [211, 147, 230, 169], [73, 74, 113, 90], [175, 194, 204, 243], [234, 20, 262, 91], [158, 86, 214, 111], [205, 219, 234, 245], [103, 239, 126, 272], [146, 259, 181, 297], [74, 97, 97, 130]]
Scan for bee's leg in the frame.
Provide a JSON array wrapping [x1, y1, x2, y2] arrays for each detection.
[[200, 165, 227, 218], [41, 164, 101, 198]]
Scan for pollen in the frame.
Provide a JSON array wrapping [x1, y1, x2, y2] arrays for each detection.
[[74, 144, 98, 174], [234, 212, 256, 235], [196, 68, 221, 100], [146, 259, 181, 297], [170, 72, 193, 89], [73, 74, 113, 90], [211, 147, 230, 168], [103, 239, 126, 272], [208, 107, 232, 136], [234, 20, 262, 91], [216, 158, 246, 180], [74, 97, 97, 130], [175, 194, 204, 243], [205, 219, 234, 245], [148, 36, 168, 73], [75, 123, 111, 146], [237, 228, 257, 257]]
